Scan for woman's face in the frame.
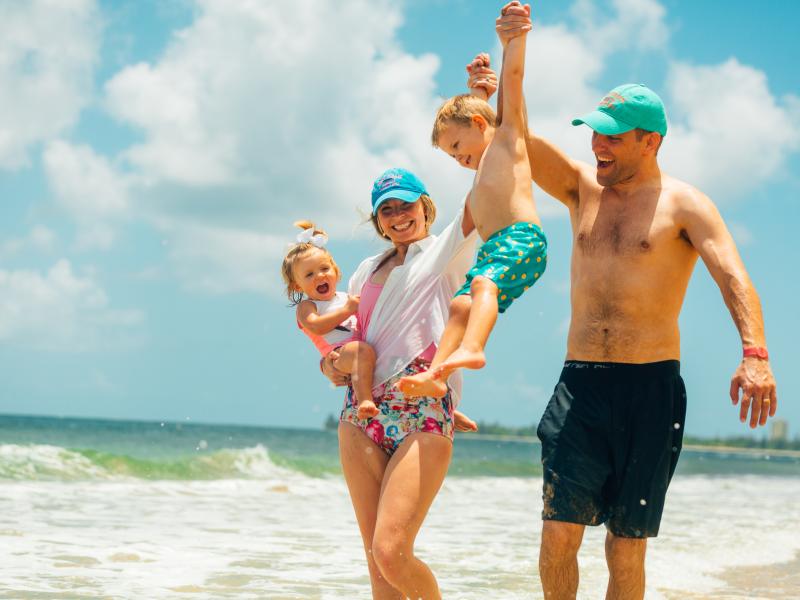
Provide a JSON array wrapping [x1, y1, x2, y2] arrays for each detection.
[[375, 199, 427, 245]]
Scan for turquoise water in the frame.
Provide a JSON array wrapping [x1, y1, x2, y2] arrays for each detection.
[[2, 414, 798, 480], [2, 414, 800, 598]]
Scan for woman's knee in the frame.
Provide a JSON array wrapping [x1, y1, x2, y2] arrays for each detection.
[[371, 534, 411, 582]]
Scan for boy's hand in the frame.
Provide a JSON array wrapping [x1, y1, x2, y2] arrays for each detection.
[[496, 1, 531, 47], [466, 53, 497, 101], [345, 294, 360, 313]]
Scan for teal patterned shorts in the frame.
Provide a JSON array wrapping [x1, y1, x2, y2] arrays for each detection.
[[340, 357, 454, 456], [455, 222, 547, 313]]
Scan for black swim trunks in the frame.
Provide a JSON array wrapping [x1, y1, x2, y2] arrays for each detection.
[[537, 360, 686, 538]]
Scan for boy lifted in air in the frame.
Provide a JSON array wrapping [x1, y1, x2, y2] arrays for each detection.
[[399, 2, 546, 398]]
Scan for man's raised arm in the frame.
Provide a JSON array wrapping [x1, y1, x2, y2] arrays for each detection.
[[679, 189, 777, 428]]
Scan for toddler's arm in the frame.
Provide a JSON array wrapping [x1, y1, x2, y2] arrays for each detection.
[[297, 296, 359, 336], [495, 1, 530, 136]]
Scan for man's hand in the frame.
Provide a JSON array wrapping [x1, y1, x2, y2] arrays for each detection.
[[322, 350, 350, 387], [496, 1, 531, 48], [345, 294, 360, 314], [466, 53, 497, 101], [730, 357, 777, 428]]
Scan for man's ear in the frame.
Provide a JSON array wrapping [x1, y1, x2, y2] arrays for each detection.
[[645, 131, 662, 155], [472, 114, 488, 132]]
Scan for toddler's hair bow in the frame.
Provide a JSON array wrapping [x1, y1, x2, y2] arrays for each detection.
[[296, 227, 328, 248]]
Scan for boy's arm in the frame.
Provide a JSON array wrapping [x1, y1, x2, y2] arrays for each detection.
[[678, 188, 777, 428], [495, 4, 530, 135], [297, 297, 358, 336], [482, 2, 585, 207]]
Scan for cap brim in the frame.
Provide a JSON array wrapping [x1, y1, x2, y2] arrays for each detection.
[[372, 189, 422, 214], [571, 110, 636, 135]]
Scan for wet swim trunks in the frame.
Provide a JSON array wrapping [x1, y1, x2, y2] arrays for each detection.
[[537, 360, 687, 538], [454, 222, 547, 313], [340, 357, 454, 455]]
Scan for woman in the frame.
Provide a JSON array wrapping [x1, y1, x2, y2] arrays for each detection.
[[322, 167, 477, 598]]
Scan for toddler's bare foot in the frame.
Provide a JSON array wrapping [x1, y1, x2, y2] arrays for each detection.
[[396, 370, 448, 399], [357, 400, 379, 420], [436, 347, 486, 373], [454, 410, 478, 432]]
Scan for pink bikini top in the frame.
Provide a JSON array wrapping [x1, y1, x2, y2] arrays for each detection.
[[359, 279, 435, 362]]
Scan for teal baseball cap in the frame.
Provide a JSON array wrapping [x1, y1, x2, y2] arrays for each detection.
[[572, 83, 667, 137], [371, 167, 428, 214]]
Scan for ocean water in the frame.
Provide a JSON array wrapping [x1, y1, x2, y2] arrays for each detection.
[[2, 414, 799, 599]]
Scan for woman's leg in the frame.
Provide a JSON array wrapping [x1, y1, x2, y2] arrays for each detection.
[[372, 432, 453, 599], [338, 422, 402, 599]]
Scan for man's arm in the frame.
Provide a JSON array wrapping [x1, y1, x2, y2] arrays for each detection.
[[680, 189, 777, 428]]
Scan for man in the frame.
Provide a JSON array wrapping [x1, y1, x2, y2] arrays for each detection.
[[468, 3, 778, 599]]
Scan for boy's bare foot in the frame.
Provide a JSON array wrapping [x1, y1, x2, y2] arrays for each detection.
[[435, 347, 486, 373], [454, 410, 478, 432], [357, 400, 379, 420], [396, 370, 449, 399]]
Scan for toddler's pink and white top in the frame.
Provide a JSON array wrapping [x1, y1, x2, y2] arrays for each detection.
[[347, 201, 477, 406], [298, 291, 358, 356]]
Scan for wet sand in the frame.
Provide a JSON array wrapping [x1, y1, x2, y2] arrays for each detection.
[[714, 552, 800, 599]]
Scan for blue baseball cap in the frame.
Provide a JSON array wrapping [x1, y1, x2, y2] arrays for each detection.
[[572, 83, 667, 137], [371, 167, 428, 215]]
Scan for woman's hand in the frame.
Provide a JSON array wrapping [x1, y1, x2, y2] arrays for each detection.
[[322, 350, 350, 386]]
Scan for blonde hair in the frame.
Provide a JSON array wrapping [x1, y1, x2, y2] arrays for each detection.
[[281, 220, 341, 305], [431, 94, 496, 147], [369, 194, 437, 241]]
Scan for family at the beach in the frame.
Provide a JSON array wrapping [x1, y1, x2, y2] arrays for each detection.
[[280, 3, 778, 598]]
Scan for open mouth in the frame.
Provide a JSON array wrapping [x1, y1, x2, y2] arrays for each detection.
[[315, 282, 330, 295], [597, 157, 614, 170], [392, 220, 414, 233]]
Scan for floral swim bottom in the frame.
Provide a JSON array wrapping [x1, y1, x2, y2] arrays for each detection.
[[340, 357, 455, 456]]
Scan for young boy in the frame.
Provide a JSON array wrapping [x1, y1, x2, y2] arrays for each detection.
[[398, 2, 546, 398]]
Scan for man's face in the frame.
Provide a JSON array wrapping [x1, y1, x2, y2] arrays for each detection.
[[437, 120, 490, 171], [591, 130, 648, 186]]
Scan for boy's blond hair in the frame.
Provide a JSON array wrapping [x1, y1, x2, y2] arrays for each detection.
[[431, 94, 497, 147]]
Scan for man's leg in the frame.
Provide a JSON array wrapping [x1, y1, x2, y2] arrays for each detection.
[[604, 532, 647, 600], [396, 294, 471, 398], [539, 520, 585, 600], [372, 432, 453, 599]]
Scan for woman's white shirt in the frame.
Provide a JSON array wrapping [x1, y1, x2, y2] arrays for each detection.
[[348, 202, 478, 406]]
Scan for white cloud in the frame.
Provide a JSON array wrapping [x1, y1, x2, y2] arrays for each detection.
[[0, 260, 144, 351], [0, 225, 57, 258], [0, 0, 100, 169], [661, 59, 800, 199], [93, 0, 474, 293], [43, 140, 130, 250], [163, 223, 286, 295]]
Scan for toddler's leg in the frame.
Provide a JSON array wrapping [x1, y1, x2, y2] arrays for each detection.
[[333, 341, 378, 420], [436, 276, 498, 374], [396, 294, 472, 398]]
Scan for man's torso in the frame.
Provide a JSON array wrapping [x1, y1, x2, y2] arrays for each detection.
[[567, 173, 700, 363]]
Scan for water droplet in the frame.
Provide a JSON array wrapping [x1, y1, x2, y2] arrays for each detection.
[[365, 446, 373, 454], [197, 440, 208, 450], [672, 446, 678, 452], [673, 422, 680, 429], [640, 498, 647, 506]]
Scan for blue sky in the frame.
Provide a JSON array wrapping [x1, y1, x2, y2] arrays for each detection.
[[1, 0, 798, 438]]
